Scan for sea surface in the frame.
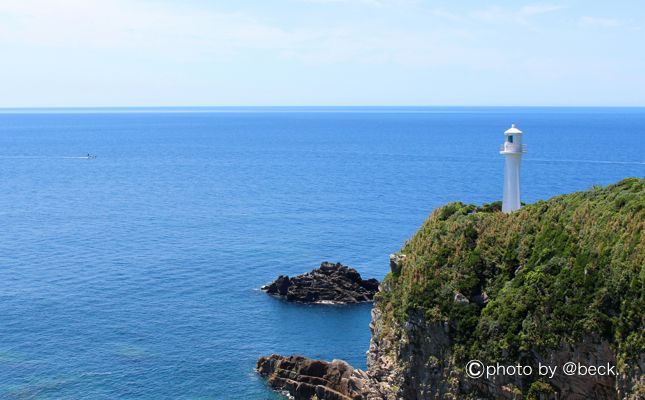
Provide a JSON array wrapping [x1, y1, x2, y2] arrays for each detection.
[[0, 107, 643, 399]]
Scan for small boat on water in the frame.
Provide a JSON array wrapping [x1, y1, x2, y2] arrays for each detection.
[[86, 153, 97, 159]]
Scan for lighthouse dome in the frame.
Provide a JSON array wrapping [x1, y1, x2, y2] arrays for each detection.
[[504, 124, 522, 135]]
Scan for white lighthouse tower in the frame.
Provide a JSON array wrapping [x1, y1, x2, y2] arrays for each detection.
[[500, 124, 526, 213]]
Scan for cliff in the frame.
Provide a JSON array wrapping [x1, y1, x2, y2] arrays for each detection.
[[368, 178, 644, 399], [258, 179, 644, 399]]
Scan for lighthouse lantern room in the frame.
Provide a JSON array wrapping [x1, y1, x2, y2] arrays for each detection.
[[500, 124, 526, 213]]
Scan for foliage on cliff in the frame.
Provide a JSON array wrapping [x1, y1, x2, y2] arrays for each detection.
[[380, 178, 644, 369]]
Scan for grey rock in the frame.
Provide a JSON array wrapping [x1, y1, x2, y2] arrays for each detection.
[[453, 292, 469, 304], [256, 354, 374, 400], [389, 254, 406, 274], [262, 262, 379, 304]]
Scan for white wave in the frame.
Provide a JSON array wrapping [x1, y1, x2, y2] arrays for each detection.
[[527, 158, 645, 166], [0, 155, 95, 159]]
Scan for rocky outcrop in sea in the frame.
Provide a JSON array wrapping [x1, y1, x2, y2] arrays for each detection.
[[261, 262, 379, 304], [256, 354, 374, 400]]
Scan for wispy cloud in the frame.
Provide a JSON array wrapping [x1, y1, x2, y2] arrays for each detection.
[[0, 0, 304, 52], [578, 16, 622, 28], [426, 3, 566, 28], [0, 0, 491, 68], [471, 3, 565, 25], [0, 0, 643, 106], [297, 0, 416, 6], [519, 4, 565, 17]]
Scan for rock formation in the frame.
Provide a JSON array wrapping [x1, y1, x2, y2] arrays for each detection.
[[262, 262, 379, 304], [256, 354, 375, 400]]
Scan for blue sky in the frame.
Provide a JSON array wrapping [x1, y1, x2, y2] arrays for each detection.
[[0, 0, 643, 107]]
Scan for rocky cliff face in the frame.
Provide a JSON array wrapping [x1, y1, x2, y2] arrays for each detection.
[[365, 179, 645, 400], [258, 305, 643, 400], [366, 292, 645, 399]]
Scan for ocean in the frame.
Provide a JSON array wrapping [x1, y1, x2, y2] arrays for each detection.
[[0, 107, 643, 399]]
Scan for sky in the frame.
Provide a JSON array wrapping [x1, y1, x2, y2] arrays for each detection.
[[0, 0, 644, 107]]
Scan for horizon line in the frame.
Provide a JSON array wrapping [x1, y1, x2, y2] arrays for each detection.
[[1, 105, 645, 114]]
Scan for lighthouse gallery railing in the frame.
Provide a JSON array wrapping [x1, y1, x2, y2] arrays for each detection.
[[500, 143, 527, 153]]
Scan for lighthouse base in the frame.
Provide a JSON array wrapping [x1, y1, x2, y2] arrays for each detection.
[[502, 155, 521, 213]]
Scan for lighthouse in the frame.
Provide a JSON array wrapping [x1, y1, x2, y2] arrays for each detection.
[[500, 124, 526, 213]]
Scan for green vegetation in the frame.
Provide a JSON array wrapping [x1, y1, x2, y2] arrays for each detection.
[[526, 381, 555, 400], [379, 178, 644, 370]]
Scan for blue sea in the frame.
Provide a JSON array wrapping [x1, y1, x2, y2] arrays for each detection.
[[0, 107, 643, 399]]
